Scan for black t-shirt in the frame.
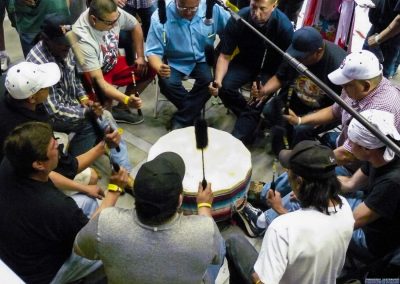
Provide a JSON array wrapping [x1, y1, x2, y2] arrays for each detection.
[[368, 0, 400, 30], [0, 95, 78, 179], [275, 40, 346, 110], [360, 158, 400, 256], [220, 7, 293, 76], [0, 159, 89, 283]]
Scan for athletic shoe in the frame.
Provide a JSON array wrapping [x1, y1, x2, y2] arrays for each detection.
[[112, 107, 144, 125], [236, 202, 266, 238]]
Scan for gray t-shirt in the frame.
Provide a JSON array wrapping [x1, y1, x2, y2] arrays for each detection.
[[72, 8, 138, 73], [75, 208, 224, 284]]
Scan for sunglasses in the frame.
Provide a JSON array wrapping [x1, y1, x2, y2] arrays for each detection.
[[175, 2, 199, 12], [96, 11, 120, 26]]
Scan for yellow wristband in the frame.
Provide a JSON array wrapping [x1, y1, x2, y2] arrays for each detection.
[[107, 183, 123, 193], [123, 96, 130, 105], [80, 96, 89, 102], [255, 280, 262, 284], [117, 127, 124, 135], [197, 202, 212, 209]]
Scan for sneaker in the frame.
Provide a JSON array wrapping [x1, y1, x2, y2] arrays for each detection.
[[235, 202, 266, 238], [112, 107, 144, 125], [0, 54, 10, 72]]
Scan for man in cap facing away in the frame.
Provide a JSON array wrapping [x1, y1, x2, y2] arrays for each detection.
[[339, 109, 400, 266], [74, 152, 225, 284], [223, 140, 354, 283]]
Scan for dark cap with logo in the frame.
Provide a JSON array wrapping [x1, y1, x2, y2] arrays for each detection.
[[286, 26, 323, 59], [41, 13, 71, 45], [279, 140, 337, 179], [134, 152, 185, 209]]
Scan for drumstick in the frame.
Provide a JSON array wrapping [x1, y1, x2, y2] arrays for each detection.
[[195, 108, 208, 189], [130, 71, 143, 116]]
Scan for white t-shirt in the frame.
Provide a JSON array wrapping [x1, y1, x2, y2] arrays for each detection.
[[72, 8, 138, 73], [254, 196, 354, 284]]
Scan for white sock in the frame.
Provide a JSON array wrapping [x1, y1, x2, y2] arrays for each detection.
[[256, 212, 267, 229]]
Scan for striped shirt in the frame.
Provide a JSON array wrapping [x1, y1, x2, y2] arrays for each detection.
[[332, 77, 400, 152], [26, 41, 87, 123], [126, 0, 153, 9]]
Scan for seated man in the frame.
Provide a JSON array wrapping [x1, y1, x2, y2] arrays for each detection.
[[146, 0, 230, 129], [340, 109, 400, 267], [258, 50, 400, 203], [27, 13, 133, 173], [209, 0, 293, 144], [75, 152, 225, 283], [0, 121, 129, 283], [72, 0, 155, 124], [0, 61, 109, 199], [259, 26, 346, 150], [224, 140, 354, 283]]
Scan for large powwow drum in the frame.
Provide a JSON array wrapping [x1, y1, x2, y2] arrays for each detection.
[[148, 127, 252, 221]]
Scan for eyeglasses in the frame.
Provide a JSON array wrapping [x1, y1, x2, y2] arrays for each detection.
[[96, 11, 120, 26], [175, 2, 199, 12]]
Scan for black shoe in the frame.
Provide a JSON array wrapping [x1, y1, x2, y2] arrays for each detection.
[[235, 202, 266, 238], [112, 107, 144, 125]]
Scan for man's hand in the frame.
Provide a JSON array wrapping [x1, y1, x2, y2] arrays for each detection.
[[367, 34, 379, 47], [109, 166, 130, 189], [127, 94, 143, 109], [157, 63, 171, 78], [283, 108, 300, 125], [104, 127, 121, 148], [114, 0, 126, 7], [266, 190, 287, 215], [21, 0, 36, 6], [208, 81, 221, 97], [334, 146, 357, 165], [90, 101, 103, 117], [196, 182, 214, 204], [83, 184, 105, 200], [134, 56, 148, 77]]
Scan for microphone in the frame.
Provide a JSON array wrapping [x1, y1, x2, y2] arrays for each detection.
[[158, 0, 167, 24], [204, 0, 214, 25], [195, 114, 209, 189]]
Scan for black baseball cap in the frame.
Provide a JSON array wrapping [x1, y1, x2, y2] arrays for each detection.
[[134, 152, 185, 209], [286, 26, 323, 59], [279, 140, 337, 179], [41, 13, 71, 45]]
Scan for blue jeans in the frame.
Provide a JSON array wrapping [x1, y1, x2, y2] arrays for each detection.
[[218, 60, 270, 143], [52, 112, 132, 172], [19, 31, 37, 57], [50, 193, 103, 283], [221, 226, 258, 284], [158, 63, 212, 128], [205, 238, 226, 283], [363, 25, 400, 78]]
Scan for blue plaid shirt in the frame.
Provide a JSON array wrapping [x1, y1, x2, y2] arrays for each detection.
[[26, 41, 87, 123]]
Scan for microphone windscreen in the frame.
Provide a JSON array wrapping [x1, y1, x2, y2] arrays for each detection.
[[158, 0, 167, 24], [270, 125, 286, 156], [195, 118, 208, 149], [204, 0, 214, 25], [205, 44, 215, 68]]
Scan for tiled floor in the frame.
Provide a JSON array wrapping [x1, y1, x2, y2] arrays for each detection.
[[4, 9, 400, 284]]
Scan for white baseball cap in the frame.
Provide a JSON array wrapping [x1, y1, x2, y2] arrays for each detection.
[[328, 50, 382, 85], [5, 62, 61, 100]]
